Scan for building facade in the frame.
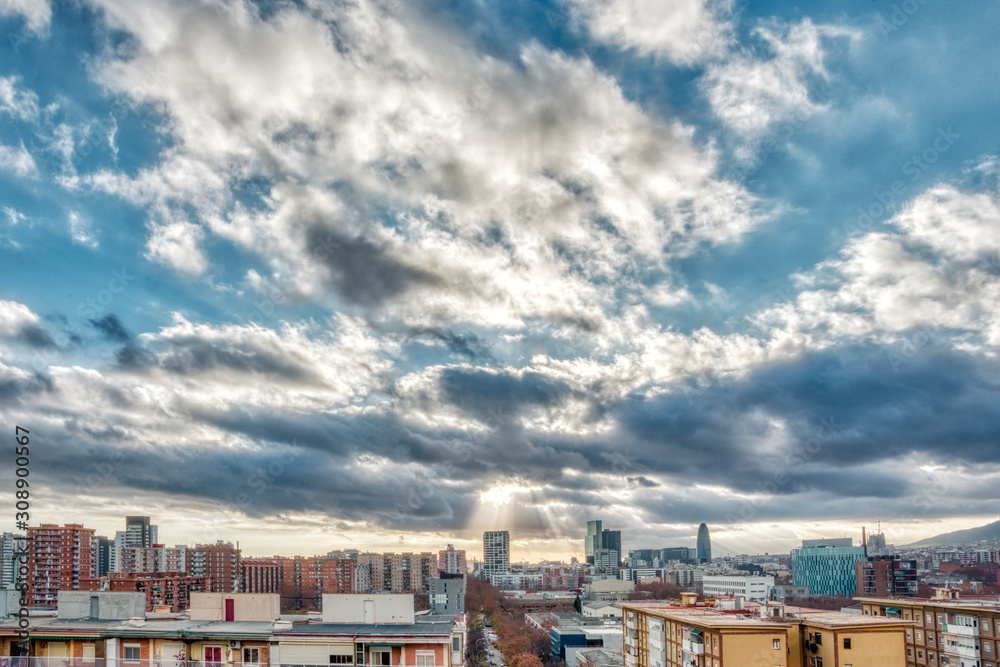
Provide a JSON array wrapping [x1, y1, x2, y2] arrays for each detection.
[[26, 524, 96, 606], [856, 556, 919, 598], [429, 575, 466, 616], [242, 558, 281, 593], [859, 591, 1000, 667], [186, 542, 241, 593], [623, 600, 910, 667], [701, 574, 775, 602], [0, 533, 24, 589], [792, 539, 866, 597], [439, 545, 467, 575], [483, 531, 511, 579]]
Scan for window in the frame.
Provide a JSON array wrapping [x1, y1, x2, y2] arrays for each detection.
[[415, 652, 435, 667], [814, 633, 822, 646], [205, 646, 224, 667], [907, 630, 912, 640], [244, 649, 261, 665], [124, 646, 141, 664], [330, 658, 352, 665], [773, 640, 781, 650], [918, 650, 924, 659], [713, 637, 718, 650], [917, 631, 922, 641], [844, 638, 851, 649], [908, 648, 913, 658], [453, 637, 461, 652], [370, 651, 391, 666]]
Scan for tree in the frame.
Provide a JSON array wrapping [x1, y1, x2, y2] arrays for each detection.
[[628, 580, 683, 601], [573, 596, 582, 614]]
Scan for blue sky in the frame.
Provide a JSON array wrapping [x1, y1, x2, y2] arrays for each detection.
[[1, 0, 999, 560]]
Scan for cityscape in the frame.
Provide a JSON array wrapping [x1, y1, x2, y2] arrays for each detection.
[[2, 0, 1000, 665], [6, 515, 1000, 666]]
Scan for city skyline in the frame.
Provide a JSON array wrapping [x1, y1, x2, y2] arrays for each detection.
[[1, 1, 999, 560]]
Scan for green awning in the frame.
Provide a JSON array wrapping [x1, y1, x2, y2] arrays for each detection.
[[689, 630, 703, 637], [884, 607, 901, 615]]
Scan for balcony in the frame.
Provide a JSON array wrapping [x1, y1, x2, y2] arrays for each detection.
[[942, 623, 979, 638], [681, 640, 704, 656]]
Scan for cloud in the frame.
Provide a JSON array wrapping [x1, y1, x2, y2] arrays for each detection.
[[145, 221, 207, 276], [90, 314, 133, 343], [83, 0, 762, 330], [563, 0, 733, 65], [0, 141, 38, 178], [702, 19, 857, 142], [753, 163, 1000, 350], [0, 0, 51, 35], [0, 300, 55, 348], [68, 210, 98, 248]]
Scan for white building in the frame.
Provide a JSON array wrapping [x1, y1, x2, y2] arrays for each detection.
[[701, 574, 774, 602]]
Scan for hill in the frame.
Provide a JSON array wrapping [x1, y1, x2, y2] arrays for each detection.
[[907, 520, 1000, 547]]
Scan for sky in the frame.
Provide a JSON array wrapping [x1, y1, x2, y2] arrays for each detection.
[[0, 0, 999, 562]]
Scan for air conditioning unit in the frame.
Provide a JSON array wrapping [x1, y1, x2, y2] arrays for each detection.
[[229, 641, 241, 649]]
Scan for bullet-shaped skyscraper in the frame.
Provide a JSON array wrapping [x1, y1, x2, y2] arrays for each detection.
[[696, 523, 712, 564]]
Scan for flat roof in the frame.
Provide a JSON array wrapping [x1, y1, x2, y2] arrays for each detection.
[[280, 621, 454, 638]]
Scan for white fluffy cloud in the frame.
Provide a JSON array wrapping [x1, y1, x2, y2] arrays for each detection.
[[0, 299, 43, 340], [702, 19, 857, 141], [0, 141, 37, 178], [563, 0, 733, 65], [83, 0, 761, 331], [753, 164, 1000, 349], [0, 0, 50, 34]]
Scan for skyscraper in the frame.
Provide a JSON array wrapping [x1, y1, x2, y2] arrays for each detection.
[[125, 516, 155, 548], [483, 530, 510, 578], [602, 529, 622, 566], [585, 520, 602, 564], [696, 523, 712, 564], [1, 532, 25, 588]]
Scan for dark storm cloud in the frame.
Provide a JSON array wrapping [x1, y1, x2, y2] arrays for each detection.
[[437, 366, 581, 422], [407, 327, 494, 361], [16, 324, 57, 348], [90, 314, 132, 343], [305, 225, 442, 306]]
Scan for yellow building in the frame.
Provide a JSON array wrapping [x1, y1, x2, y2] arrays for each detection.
[[858, 590, 1000, 667], [622, 599, 910, 667]]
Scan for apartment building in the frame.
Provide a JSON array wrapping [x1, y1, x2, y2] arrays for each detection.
[[2, 592, 468, 667], [856, 557, 919, 598], [357, 552, 437, 593], [80, 571, 209, 612], [242, 559, 281, 593], [26, 524, 96, 606], [439, 545, 467, 575], [186, 542, 241, 593], [622, 597, 910, 667], [858, 590, 1000, 667]]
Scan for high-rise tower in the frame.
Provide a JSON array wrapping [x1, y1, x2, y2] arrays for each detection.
[[696, 523, 712, 564], [585, 520, 602, 564]]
